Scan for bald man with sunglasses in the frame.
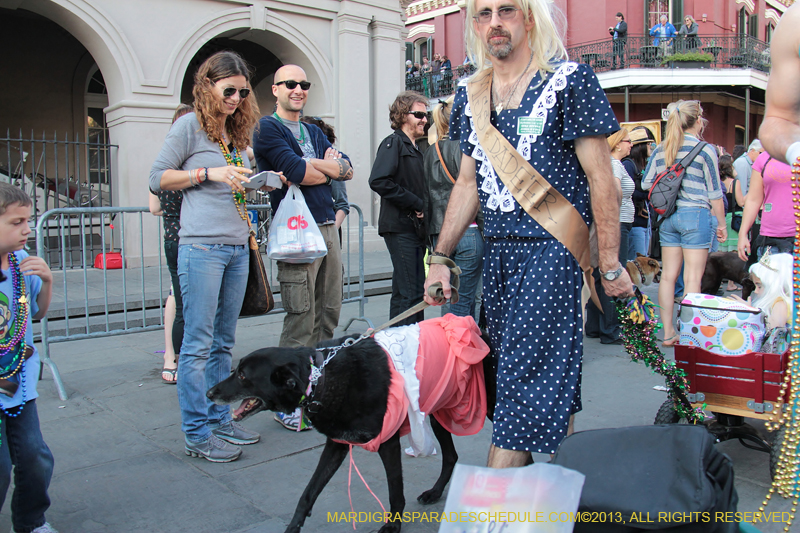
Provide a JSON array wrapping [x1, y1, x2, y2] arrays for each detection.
[[253, 65, 353, 430]]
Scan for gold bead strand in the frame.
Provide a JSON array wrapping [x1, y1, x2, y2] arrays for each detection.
[[762, 159, 800, 528]]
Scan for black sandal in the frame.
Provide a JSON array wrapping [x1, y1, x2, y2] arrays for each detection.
[[161, 367, 178, 384]]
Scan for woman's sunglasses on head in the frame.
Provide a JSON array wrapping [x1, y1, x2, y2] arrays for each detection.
[[220, 87, 251, 99], [276, 80, 312, 91]]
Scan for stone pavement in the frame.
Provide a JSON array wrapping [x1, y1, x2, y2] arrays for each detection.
[[1, 286, 792, 532]]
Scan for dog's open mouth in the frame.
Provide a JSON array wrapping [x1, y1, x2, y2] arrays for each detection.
[[233, 398, 264, 421]]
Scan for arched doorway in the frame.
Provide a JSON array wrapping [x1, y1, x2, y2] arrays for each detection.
[[179, 37, 283, 113]]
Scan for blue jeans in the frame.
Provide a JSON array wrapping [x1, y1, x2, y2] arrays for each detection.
[[629, 226, 650, 259], [660, 207, 712, 249], [0, 400, 54, 533], [433, 226, 484, 321], [178, 243, 249, 442], [384, 232, 426, 325], [709, 215, 719, 253]]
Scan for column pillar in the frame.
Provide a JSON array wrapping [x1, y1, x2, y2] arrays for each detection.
[[336, 13, 374, 227], [105, 101, 176, 267], [370, 20, 407, 227]]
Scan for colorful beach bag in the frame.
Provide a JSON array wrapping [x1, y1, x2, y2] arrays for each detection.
[[677, 293, 765, 355]]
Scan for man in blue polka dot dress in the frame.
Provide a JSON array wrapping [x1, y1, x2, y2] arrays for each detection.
[[424, 0, 634, 468]]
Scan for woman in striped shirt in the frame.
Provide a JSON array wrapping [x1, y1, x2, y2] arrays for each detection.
[[609, 128, 636, 262], [643, 100, 727, 346]]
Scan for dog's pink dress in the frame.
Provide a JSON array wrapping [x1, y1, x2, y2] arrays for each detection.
[[346, 314, 488, 452]]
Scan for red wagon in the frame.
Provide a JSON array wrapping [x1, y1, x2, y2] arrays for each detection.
[[654, 344, 790, 479]]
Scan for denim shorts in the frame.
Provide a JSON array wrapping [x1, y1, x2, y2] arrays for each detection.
[[659, 206, 712, 249]]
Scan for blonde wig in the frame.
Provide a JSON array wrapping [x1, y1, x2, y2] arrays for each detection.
[[465, 0, 567, 76], [749, 251, 793, 326]]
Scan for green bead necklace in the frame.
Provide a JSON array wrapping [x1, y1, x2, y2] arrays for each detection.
[[218, 139, 248, 222], [273, 113, 306, 145]]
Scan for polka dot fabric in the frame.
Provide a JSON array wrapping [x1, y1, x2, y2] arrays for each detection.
[[484, 239, 583, 453], [450, 62, 619, 239], [448, 62, 619, 453]]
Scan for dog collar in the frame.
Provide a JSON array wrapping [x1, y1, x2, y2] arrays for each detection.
[[298, 353, 326, 415], [632, 260, 646, 285]]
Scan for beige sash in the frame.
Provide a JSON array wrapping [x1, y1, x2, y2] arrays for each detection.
[[467, 68, 592, 271]]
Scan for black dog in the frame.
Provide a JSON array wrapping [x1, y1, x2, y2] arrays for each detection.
[[207, 333, 496, 533], [701, 251, 755, 300]]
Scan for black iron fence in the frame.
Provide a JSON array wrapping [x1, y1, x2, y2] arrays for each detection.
[[567, 34, 770, 74], [0, 130, 117, 225], [405, 64, 476, 98]]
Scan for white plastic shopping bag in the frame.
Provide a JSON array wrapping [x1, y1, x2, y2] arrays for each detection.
[[267, 184, 328, 264], [438, 463, 585, 533]]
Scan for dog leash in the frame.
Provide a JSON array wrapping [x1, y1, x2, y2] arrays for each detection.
[[367, 255, 461, 336], [301, 255, 462, 406]]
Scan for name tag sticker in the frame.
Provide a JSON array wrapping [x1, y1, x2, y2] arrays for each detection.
[[518, 117, 545, 136]]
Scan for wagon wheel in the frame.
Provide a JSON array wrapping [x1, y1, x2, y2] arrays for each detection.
[[769, 424, 786, 481], [654, 399, 688, 424]]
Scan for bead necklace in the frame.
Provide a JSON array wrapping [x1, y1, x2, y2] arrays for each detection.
[[758, 157, 800, 532], [492, 50, 534, 114], [0, 253, 29, 448], [273, 113, 306, 145], [0, 253, 27, 374], [218, 140, 248, 222]]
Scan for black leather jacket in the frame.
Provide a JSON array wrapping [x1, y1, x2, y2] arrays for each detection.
[[369, 129, 425, 235], [422, 138, 483, 236]]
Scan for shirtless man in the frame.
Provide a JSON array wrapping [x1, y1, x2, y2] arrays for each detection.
[[759, 4, 800, 164]]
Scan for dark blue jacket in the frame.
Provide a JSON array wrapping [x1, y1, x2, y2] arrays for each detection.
[[253, 116, 350, 224]]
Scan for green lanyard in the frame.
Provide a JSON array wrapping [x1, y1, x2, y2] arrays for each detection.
[[273, 113, 305, 145]]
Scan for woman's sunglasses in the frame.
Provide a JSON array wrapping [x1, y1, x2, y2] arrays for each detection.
[[408, 111, 427, 119], [220, 87, 251, 99], [276, 80, 311, 91]]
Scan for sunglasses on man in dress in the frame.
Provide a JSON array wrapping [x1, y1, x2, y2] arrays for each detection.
[[408, 111, 427, 119], [276, 80, 312, 91], [473, 6, 520, 24]]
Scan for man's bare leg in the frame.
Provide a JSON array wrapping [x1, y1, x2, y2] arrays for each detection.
[[487, 446, 531, 468], [488, 415, 576, 467]]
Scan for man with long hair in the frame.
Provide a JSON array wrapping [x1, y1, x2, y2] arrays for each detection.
[[369, 91, 429, 325], [424, 0, 632, 468]]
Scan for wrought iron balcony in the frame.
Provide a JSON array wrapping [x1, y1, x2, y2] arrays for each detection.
[[567, 34, 770, 74], [404, 64, 476, 98]]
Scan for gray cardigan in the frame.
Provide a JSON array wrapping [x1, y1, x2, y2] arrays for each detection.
[[149, 113, 251, 245]]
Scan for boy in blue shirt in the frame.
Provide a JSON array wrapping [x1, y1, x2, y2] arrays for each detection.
[[0, 183, 56, 533]]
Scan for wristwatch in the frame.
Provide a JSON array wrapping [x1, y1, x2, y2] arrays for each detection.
[[599, 263, 625, 281]]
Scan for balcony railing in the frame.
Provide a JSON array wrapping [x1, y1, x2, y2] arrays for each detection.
[[405, 64, 476, 98], [567, 34, 770, 74]]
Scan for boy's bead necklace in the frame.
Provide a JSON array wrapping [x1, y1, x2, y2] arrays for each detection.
[[0, 253, 28, 444], [0, 253, 28, 373], [218, 139, 248, 222]]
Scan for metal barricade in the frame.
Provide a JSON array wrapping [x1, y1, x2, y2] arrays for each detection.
[[35, 207, 167, 400], [35, 204, 371, 401]]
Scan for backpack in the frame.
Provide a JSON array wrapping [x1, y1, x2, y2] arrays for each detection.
[[552, 425, 739, 533], [648, 141, 708, 229]]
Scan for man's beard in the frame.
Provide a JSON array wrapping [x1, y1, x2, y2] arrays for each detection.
[[486, 29, 513, 59]]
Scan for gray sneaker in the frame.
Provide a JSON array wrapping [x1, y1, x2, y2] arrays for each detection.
[[212, 421, 260, 445], [185, 434, 242, 463], [29, 524, 58, 533]]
